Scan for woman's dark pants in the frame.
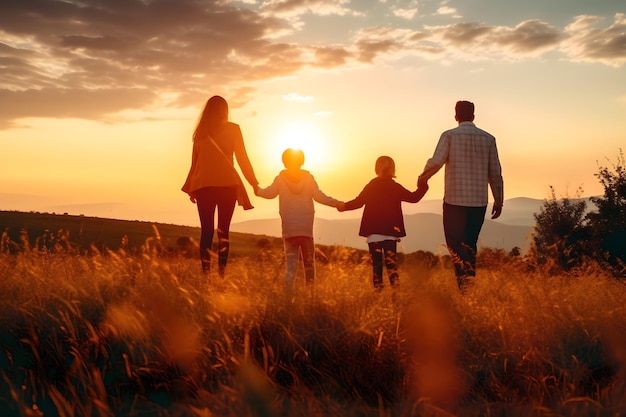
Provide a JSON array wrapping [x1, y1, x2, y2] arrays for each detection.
[[195, 186, 237, 276]]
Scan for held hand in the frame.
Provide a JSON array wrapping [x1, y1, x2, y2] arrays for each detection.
[[189, 194, 197, 204], [253, 184, 261, 196], [417, 176, 428, 188], [413, 183, 429, 201], [336, 202, 346, 212], [491, 204, 503, 219]]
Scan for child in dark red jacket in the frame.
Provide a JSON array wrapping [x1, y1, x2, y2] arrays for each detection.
[[338, 156, 428, 289]]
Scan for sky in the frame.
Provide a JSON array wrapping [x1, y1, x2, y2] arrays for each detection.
[[1, 0, 625, 227]]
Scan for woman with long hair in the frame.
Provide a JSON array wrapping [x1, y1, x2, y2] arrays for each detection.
[[182, 95, 259, 276]]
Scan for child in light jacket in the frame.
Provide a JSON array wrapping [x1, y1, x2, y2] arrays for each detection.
[[338, 156, 429, 290], [256, 148, 342, 295]]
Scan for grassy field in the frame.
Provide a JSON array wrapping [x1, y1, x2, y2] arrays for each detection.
[[0, 214, 625, 416]]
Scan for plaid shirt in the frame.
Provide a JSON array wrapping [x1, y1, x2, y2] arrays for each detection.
[[419, 122, 503, 207]]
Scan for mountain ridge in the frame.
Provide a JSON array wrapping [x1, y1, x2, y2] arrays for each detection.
[[231, 212, 533, 254], [230, 196, 547, 253]]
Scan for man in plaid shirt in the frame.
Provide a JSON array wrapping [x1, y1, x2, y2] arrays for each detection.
[[418, 101, 504, 292]]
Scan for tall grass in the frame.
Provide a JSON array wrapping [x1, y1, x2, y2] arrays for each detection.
[[0, 243, 624, 417]]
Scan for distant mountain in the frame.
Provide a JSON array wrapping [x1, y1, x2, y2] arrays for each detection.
[[492, 197, 545, 227], [232, 212, 533, 254], [232, 197, 544, 253], [402, 196, 546, 227], [3, 194, 595, 254], [321, 213, 533, 253]]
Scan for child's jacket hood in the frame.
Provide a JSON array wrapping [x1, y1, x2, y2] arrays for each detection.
[[278, 169, 310, 194]]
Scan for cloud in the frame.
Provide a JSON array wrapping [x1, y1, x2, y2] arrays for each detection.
[[436, 6, 458, 16], [427, 19, 563, 57], [562, 13, 626, 67], [352, 15, 626, 65], [353, 27, 425, 63], [0, 87, 158, 129], [393, 8, 418, 20], [351, 18, 563, 64], [260, 0, 356, 18], [351, 14, 626, 66], [283, 93, 314, 102], [0, 1, 623, 130], [258, 0, 362, 38], [311, 46, 351, 68], [0, 0, 303, 124], [494, 19, 564, 54]]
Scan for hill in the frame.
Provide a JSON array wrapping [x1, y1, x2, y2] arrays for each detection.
[[231, 213, 533, 254], [0, 210, 276, 257], [401, 196, 544, 226], [229, 196, 603, 253], [1, 204, 535, 257]]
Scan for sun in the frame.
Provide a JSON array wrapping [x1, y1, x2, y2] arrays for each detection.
[[272, 121, 326, 168]]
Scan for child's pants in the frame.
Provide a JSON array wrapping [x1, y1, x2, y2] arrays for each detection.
[[284, 236, 315, 293], [368, 239, 399, 288]]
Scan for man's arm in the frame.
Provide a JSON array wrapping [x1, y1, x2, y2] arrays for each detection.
[[417, 134, 449, 186], [488, 139, 504, 219]]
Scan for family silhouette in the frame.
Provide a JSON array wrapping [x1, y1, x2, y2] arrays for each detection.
[[183, 96, 504, 294]]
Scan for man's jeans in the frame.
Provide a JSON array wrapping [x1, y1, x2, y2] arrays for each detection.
[[443, 203, 486, 288]]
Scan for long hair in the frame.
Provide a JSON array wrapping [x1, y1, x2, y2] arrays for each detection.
[[193, 95, 229, 141]]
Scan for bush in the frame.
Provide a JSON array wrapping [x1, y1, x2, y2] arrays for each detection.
[[529, 186, 590, 273], [587, 150, 626, 277]]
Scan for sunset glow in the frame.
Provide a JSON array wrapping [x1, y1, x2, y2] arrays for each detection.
[[272, 121, 327, 169], [0, 1, 624, 226]]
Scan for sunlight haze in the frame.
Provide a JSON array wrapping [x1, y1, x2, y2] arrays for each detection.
[[1, 0, 624, 227]]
